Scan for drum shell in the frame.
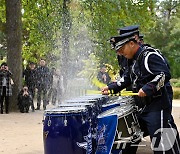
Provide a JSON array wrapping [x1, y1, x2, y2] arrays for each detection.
[[97, 105, 141, 151], [43, 109, 90, 154], [112, 109, 141, 150]]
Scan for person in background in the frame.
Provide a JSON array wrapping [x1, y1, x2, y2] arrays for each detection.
[[23, 62, 36, 111], [97, 65, 111, 85], [0, 62, 13, 114], [35, 59, 50, 110], [51, 68, 61, 105], [47, 67, 55, 105], [139, 34, 144, 44], [17, 86, 32, 113]]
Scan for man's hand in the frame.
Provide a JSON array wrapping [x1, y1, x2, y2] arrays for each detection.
[[23, 91, 29, 96], [4, 66, 8, 71], [102, 74, 107, 82], [138, 88, 147, 97]]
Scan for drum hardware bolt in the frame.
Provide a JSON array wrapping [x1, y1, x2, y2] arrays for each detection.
[[64, 115, 68, 126], [64, 119, 68, 126], [48, 119, 51, 127], [82, 118, 85, 124], [128, 128, 132, 134], [89, 119, 92, 123]]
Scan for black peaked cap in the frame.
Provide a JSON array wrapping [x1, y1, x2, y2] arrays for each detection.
[[118, 25, 139, 35]]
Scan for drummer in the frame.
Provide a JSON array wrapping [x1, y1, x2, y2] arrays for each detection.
[[102, 30, 180, 153], [117, 25, 173, 112], [116, 25, 140, 92], [115, 25, 145, 154]]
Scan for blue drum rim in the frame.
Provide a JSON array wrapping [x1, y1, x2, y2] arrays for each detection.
[[64, 99, 97, 103], [44, 112, 88, 117], [58, 103, 94, 107]]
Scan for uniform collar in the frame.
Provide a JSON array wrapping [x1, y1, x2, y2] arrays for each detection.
[[133, 46, 143, 60]]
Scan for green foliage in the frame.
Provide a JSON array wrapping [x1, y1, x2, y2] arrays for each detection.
[[145, 0, 180, 78], [171, 79, 180, 99], [0, 0, 179, 78], [173, 89, 180, 99], [171, 79, 180, 88], [79, 0, 156, 70], [21, 0, 64, 63], [0, 0, 6, 57], [78, 53, 100, 79]]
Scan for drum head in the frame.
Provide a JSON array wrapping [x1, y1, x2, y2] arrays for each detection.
[[98, 104, 134, 119], [106, 96, 134, 105], [64, 99, 97, 104], [102, 102, 121, 108], [79, 94, 109, 100], [45, 106, 87, 114]]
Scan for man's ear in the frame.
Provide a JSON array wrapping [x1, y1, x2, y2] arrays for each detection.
[[134, 35, 139, 42], [129, 41, 135, 48]]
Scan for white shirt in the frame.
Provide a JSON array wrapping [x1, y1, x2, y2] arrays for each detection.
[[2, 77, 7, 86]]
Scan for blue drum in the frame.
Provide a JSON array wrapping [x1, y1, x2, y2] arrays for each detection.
[[64, 99, 99, 119], [58, 101, 95, 121], [63, 98, 101, 153], [43, 107, 91, 154], [79, 94, 109, 105], [79, 95, 109, 114]]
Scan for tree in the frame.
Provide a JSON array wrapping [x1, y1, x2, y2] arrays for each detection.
[[5, 0, 22, 111], [0, 0, 6, 59], [145, 0, 180, 77], [61, 0, 72, 96]]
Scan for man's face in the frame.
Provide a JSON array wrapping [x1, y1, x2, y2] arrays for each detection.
[[40, 60, 46, 66], [29, 64, 35, 70], [101, 67, 106, 73], [116, 41, 135, 59], [0, 65, 8, 71], [0, 65, 5, 70], [23, 86, 28, 91]]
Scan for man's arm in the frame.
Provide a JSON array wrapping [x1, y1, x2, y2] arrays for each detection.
[[141, 52, 171, 96]]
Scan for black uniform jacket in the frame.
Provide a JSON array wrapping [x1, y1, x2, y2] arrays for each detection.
[[108, 46, 171, 112]]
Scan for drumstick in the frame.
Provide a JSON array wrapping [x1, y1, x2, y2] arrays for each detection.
[[86, 90, 139, 96], [121, 91, 133, 93], [86, 90, 102, 94], [120, 92, 138, 96]]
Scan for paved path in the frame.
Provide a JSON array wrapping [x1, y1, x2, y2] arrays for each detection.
[[0, 99, 179, 154]]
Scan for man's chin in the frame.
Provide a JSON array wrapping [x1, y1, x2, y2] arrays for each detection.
[[124, 55, 129, 59]]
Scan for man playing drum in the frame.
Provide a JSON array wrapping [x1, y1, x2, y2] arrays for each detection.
[[102, 30, 180, 153]]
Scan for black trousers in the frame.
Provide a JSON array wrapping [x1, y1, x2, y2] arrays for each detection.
[[0, 87, 9, 114], [37, 86, 48, 109], [27, 85, 35, 111], [119, 109, 180, 154], [137, 109, 180, 154]]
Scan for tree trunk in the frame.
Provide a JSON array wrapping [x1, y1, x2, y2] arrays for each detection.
[[61, 0, 71, 98], [5, 0, 22, 111]]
